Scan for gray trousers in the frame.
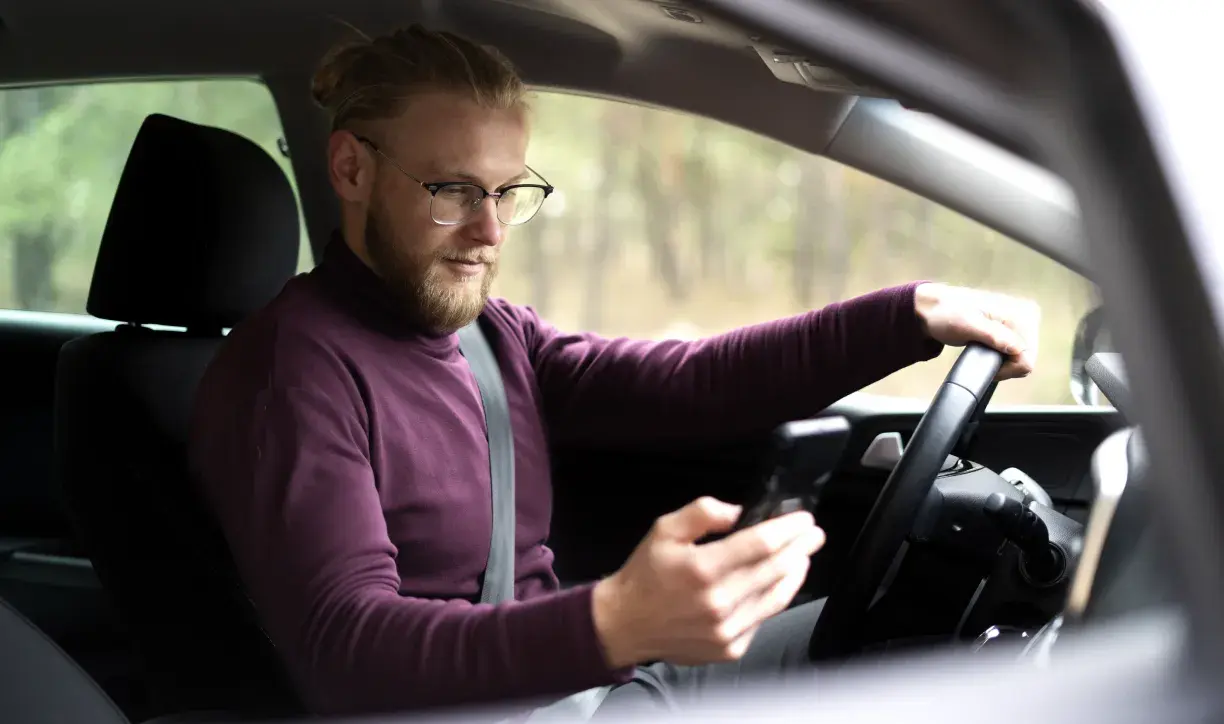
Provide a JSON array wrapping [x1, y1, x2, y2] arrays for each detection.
[[591, 597, 826, 717]]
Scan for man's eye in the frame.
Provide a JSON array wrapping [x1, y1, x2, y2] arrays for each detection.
[[438, 186, 469, 198]]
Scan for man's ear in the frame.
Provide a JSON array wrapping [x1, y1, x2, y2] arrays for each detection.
[[327, 130, 373, 203]]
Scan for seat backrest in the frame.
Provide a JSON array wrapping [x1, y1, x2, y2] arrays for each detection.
[[52, 114, 304, 718], [0, 594, 129, 724]]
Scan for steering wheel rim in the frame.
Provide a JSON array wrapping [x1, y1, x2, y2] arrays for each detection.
[[808, 343, 1005, 660]]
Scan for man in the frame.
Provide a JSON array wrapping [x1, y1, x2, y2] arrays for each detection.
[[188, 24, 1040, 720]]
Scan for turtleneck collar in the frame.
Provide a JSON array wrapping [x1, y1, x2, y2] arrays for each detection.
[[313, 230, 460, 356]]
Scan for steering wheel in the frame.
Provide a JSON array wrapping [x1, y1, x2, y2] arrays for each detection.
[[808, 343, 1005, 660]]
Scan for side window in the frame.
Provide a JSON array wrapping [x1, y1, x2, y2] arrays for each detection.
[[0, 80, 313, 315], [493, 92, 1101, 407]]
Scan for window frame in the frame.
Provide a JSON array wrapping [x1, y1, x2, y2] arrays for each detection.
[[0, 75, 314, 320]]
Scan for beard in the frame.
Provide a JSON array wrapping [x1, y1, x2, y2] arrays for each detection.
[[364, 202, 499, 335]]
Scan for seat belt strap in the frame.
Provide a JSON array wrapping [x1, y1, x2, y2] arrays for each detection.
[[456, 318, 517, 605]]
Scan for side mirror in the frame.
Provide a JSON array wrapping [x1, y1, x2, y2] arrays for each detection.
[[1070, 306, 1113, 406]]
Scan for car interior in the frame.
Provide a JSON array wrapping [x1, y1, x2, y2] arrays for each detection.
[[0, 0, 1170, 723]]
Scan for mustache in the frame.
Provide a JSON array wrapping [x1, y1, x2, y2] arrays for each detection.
[[439, 251, 497, 264]]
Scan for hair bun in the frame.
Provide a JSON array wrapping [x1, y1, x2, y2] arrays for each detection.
[[310, 22, 525, 130], [311, 39, 367, 111]]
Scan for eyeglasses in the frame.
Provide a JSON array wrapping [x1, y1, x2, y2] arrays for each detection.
[[353, 134, 554, 226]]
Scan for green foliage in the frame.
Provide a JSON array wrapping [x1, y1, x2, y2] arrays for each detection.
[[0, 79, 311, 311]]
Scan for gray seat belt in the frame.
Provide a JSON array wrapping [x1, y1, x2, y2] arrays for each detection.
[[456, 319, 517, 605], [458, 319, 611, 721]]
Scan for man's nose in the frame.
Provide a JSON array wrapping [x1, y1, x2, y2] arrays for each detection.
[[469, 197, 503, 247]]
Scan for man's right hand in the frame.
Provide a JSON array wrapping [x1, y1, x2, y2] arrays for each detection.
[[591, 496, 825, 668]]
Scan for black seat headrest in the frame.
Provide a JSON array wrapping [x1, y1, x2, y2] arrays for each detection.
[[87, 113, 301, 331]]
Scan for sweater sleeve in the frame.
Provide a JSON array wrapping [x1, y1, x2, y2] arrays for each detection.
[[519, 282, 944, 446], [196, 381, 631, 717]]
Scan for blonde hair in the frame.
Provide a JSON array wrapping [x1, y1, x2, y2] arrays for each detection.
[[311, 23, 527, 130]]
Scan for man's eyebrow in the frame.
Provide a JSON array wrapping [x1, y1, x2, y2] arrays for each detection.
[[434, 168, 532, 187]]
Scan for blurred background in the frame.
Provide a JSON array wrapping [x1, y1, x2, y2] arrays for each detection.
[[0, 79, 1100, 406]]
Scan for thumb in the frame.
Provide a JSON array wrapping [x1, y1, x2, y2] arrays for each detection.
[[656, 497, 742, 543]]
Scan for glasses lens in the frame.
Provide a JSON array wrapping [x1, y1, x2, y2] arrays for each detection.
[[498, 186, 547, 226], [430, 184, 484, 225]]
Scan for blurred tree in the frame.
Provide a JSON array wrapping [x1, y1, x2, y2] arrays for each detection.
[[0, 80, 312, 312], [0, 87, 81, 309], [635, 110, 686, 302]]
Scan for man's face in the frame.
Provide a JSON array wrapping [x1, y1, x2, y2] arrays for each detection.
[[350, 91, 529, 333]]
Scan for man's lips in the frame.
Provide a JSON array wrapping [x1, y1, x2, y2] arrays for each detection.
[[441, 257, 492, 277], [441, 254, 494, 265]]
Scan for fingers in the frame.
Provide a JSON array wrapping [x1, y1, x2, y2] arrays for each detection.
[[991, 322, 1037, 380], [644, 511, 823, 664], [719, 524, 821, 604], [697, 510, 818, 576], [655, 496, 743, 543], [929, 288, 1040, 382], [713, 541, 815, 646], [994, 339, 1034, 380], [684, 524, 822, 650], [721, 624, 760, 661], [960, 311, 1035, 380], [975, 316, 1026, 358], [997, 349, 1036, 380], [985, 297, 1040, 380]]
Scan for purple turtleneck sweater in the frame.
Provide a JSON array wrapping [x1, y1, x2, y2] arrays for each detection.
[[187, 237, 943, 716]]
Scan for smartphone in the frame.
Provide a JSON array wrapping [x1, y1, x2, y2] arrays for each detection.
[[730, 415, 852, 532]]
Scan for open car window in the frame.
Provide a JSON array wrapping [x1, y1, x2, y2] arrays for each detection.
[[495, 91, 1103, 407], [0, 78, 313, 316]]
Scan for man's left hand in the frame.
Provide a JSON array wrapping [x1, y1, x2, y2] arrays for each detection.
[[914, 282, 1040, 381]]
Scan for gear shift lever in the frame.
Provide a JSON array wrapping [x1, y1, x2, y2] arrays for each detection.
[[983, 492, 1065, 586]]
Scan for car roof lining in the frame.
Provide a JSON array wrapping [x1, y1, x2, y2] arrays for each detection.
[[0, 0, 1087, 276]]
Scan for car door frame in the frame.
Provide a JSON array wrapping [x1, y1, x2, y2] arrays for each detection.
[[688, 0, 1224, 676]]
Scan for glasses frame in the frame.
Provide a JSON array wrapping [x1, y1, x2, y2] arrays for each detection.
[[352, 133, 555, 226]]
